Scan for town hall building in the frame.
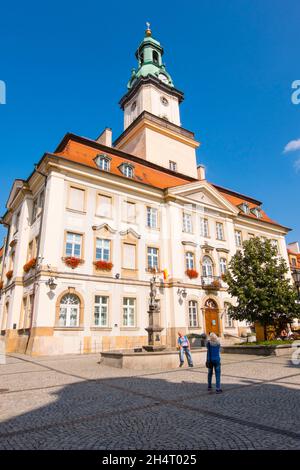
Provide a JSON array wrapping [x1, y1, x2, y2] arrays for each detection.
[[0, 25, 291, 355]]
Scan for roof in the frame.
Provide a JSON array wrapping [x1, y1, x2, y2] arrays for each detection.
[[212, 183, 287, 228], [0, 246, 3, 258], [54, 134, 194, 190]]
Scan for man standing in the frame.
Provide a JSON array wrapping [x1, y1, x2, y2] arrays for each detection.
[[177, 331, 193, 367]]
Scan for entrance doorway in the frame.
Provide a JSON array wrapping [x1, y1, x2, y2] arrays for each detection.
[[204, 299, 220, 335]]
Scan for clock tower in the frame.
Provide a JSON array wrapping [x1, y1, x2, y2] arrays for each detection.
[[114, 24, 200, 179]]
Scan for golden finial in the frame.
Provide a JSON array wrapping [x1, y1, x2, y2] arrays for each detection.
[[145, 21, 152, 37]]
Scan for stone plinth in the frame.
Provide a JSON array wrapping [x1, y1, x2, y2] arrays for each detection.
[[100, 347, 207, 370]]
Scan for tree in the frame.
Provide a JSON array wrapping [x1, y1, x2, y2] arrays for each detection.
[[224, 237, 300, 336]]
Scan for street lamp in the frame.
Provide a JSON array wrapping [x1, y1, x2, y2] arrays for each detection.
[[292, 269, 300, 301]]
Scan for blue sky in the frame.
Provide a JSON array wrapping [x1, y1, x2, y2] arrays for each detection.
[[0, 0, 299, 245]]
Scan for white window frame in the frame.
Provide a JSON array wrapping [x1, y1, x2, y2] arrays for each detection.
[[65, 232, 82, 258], [188, 300, 198, 328], [94, 295, 109, 327], [200, 218, 209, 237], [96, 155, 110, 172], [123, 297, 136, 327], [183, 213, 193, 233], [147, 207, 158, 229], [58, 294, 80, 327], [219, 257, 227, 275], [216, 222, 224, 240], [169, 160, 177, 172], [95, 238, 110, 261], [235, 230, 242, 247], [147, 247, 159, 270], [185, 252, 194, 270]]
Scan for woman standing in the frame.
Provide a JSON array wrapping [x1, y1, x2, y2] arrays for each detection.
[[206, 333, 222, 393]]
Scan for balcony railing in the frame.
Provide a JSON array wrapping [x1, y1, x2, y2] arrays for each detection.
[[201, 276, 222, 289]]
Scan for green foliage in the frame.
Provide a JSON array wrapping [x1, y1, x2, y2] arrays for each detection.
[[224, 237, 300, 327]]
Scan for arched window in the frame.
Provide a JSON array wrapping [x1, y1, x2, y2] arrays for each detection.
[[219, 258, 227, 275], [59, 293, 80, 327], [153, 51, 159, 65], [202, 256, 213, 279], [185, 252, 194, 270], [188, 300, 198, 327], [120, 163, 134, 178], [95, 154, 110, 172]]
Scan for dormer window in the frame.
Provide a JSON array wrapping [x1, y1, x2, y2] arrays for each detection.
[[120, 163, 134, 178], [239, 202, 250, 214], [95, 154, 111, 172], [251, 207, 262, 218]]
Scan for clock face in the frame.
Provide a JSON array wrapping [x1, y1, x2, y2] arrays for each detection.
[[158, 73, 168, 84]]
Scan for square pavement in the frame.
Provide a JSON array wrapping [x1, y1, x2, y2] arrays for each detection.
[[0, 352, 299, 450]]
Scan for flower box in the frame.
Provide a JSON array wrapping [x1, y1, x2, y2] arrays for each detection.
[[94, 260, 113, 271], [211, 279, 221, 288], [186, 269, 199, 279], [6, 270, 13, 280], [63, 257, 84, 269], [23, 258, 37, 273]]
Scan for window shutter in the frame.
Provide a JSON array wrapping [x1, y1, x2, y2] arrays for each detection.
[[123, 243, 136, 269], [70, 187, 85, 212]]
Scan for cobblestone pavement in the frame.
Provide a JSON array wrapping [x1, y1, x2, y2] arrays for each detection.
[[0, 352, 299, 449]]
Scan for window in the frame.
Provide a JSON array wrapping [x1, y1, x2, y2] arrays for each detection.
[[123, 297, 136, 327], [27, 241, 34, 261], [147, 247, 159, 270], [95, 154, 111, 171], [39, 190, 45, 210], [153, 50, 159, 64], [248, 233, 255, 239], [21, 297, 27, 329], [224, 303, 234, 328], [26, 294, 34, 329], [235, 230, 242, 247], [65, 232, 82, 258], [200, 218, 209, 237], [271, 239, 279, 253], [188, 300, 198, 328], [239, 202, 249, 214], [183, 213, 193, 233], [185, 252, 194, 270], [202, 256, 213, 279], [147, 207, 158, 229], [124, 201, 136, 223], [15, 211, 21, 232], [121, 163, 134, 178], [69, 186, 85, 212], [251, 207, 262, 218], [219, 258, 227, 275], [123, 243, 136, 270], [32, 198, 38, 223], [291, 258, 297, 267], [59, 293, 80, 327], [216, 222, 224, 240], [169, 161, 177, 172], [96, 238, 110, 261], [97, 194, 112, 218], [94, 296, 108, 327]]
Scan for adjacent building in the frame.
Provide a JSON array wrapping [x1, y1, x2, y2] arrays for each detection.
[[0, 26, 292, 355]]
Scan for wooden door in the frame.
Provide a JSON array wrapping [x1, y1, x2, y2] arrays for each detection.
[[205, 308, 220, 335]]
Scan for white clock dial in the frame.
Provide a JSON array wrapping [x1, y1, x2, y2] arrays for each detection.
[[158, 73, 168, 84]]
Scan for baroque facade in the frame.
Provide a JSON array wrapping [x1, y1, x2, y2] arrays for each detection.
[[0, 26, 291, 355]]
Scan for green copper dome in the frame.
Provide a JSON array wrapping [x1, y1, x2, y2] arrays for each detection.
[[127, 24, 174, 89]]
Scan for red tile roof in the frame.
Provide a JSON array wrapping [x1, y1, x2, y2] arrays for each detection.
[[0, 246, 3, 258], [53, 134, 288, 230], [54, 136, 193, 190]]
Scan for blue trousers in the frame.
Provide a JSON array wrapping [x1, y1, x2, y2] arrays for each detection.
[[208, 360, 221, 390], [179, 347, 193, 366]]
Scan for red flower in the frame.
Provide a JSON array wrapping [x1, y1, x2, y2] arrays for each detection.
[[186, 269, 199, 279], [6, 270, 13, 280], [0, 280, 3, 290], [63, 257, 83, 269], [94, 260, 113, 271], [23, 258, 37, 273]]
